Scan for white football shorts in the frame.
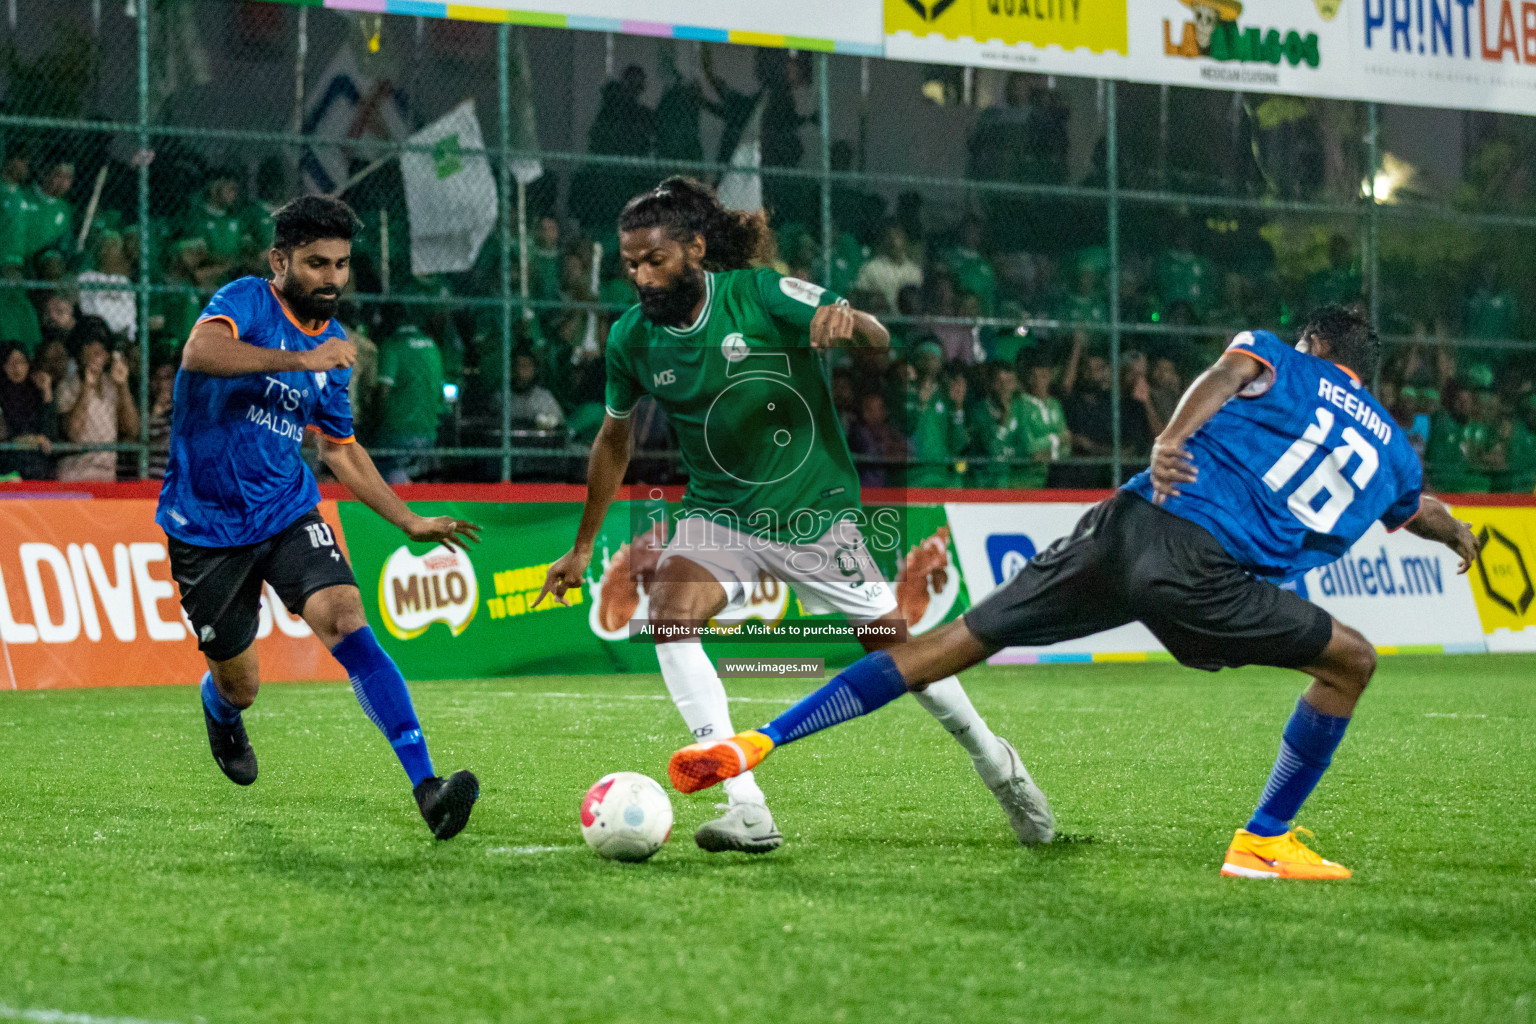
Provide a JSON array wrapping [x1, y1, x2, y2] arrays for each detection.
[[660, 514, 898, 623]]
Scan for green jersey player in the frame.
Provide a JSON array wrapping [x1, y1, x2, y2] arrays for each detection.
[[538, 178, 1051, 853]]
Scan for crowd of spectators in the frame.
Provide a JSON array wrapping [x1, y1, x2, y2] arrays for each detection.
[[3, 61, 1536, 493]]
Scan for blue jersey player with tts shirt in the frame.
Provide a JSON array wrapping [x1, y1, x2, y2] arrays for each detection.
[[663, 306, 1480, 881], [158, 196, 484, 841]]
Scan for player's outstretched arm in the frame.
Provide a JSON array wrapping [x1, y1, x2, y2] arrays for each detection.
[[536, 413, 633, 608], [1148, 350, 1264, 504], [809, 300, 889, 350], [319, 436, 480, 552], [182, 318, 357, 378], [1402, 495, 1481, 573]]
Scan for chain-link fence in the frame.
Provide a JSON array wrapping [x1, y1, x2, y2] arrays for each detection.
[[3, 0, 1535, 493]]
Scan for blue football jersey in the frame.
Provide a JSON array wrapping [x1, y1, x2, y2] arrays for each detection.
[[156, 276, 355, 548], [1125, 329, 1423, 579]]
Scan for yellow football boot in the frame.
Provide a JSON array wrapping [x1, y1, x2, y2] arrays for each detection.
[[668, 730, 775, 794], [1221, 826, 1351, 880]]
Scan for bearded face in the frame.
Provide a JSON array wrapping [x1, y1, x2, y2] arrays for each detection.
[[1193, 2, 1218, 49]]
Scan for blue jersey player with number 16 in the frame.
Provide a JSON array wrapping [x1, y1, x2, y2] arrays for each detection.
[[669, 305, 1482, 879], [156, 196, 483, 841]]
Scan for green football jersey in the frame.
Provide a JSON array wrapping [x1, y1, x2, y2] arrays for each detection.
[[377, 325, 446, 442], [23, 186, 72, 262], [605, 268, 860, 538]]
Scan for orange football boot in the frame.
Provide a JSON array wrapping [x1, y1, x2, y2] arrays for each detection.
[[668, 730, 775, 794], [1221, 826, 1352, 880]]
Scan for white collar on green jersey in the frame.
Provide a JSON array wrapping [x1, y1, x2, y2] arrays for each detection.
[[661, 272, 714, 337]]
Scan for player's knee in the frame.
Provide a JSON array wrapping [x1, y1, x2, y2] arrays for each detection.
[[302, 586, 368, 648], [212, 663, 259, 708], [647, 578, 718, 627], [1335, 626, 1377, 693]]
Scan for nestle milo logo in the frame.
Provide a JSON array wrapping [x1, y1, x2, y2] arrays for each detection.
[[1163, 0, 1321, 67], [378, 544, 478, 640]]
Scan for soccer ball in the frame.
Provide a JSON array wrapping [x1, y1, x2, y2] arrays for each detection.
[[580, 771, 673, 862]]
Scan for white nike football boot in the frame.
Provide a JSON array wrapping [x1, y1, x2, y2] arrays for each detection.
[[694, 801, 784, 854], [985, 738, 1055, 845]]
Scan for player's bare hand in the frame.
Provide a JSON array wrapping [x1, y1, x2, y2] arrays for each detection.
[[1449, 517, 1481, 574], [406, 515, 481, 553], [1148, 437, 1198, 504], [302, 337, 357, 372], [810, 301, 856, 350], [536, 547, 592, 608]]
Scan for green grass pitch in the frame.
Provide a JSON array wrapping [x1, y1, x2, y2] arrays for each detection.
[[1, 656, 1533, 1024]]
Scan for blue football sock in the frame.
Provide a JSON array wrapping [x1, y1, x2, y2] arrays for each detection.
[[201, 672, 242, 724], [331, 627, 435, 787], [759, 650, 910, 747], [1246, 696, 1352, 837]]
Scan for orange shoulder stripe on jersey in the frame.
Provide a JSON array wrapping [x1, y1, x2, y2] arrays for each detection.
[[1333, 363, 1361, 384], [1226, 346, 1275, 375], [1225, 347, 1276, 398], [304, 425, 356, 444], [195, 314, 239, 340]]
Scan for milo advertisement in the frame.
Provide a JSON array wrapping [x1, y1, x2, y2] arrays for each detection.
[[339, 500, 968, 679]]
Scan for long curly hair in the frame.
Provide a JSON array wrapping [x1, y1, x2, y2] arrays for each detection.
[[617, 176, 771, 272]]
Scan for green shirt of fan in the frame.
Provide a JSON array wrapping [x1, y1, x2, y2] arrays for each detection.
[[0, 180, 33, 269], [1426, 413, 1490, 493], [604, 268, 860, 540], [904, 385, 966, 487], [1018, 392, 1069, 488], [941, 245, 996, 315], [178, 203, 248, 263], [1495, 420, 1536, 494], [377, 325, 446, 442], [966, 396, 1032, 488], [23, 187, 73, 263]]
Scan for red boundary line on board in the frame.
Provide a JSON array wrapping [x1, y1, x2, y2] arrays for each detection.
[[1, 480, 1532, 506]]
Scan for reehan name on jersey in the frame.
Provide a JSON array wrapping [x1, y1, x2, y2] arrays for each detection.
[[605, 268, 861, 541], [1125, 329, 1423, 580], [156, 275, 355, 548]]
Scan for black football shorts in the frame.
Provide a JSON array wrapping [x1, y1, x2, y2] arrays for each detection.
[[167, 508, 358, 663], [963, 491, 1334, 672]]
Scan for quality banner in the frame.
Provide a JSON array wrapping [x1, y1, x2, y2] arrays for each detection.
[[0, 500, 346, 689], [339, 499, 968, 679]]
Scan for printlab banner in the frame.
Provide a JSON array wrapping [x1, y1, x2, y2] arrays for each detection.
[[944, 501, 1488, 663], [886, 0, 1536, 117], [0, 500, 346, 689]]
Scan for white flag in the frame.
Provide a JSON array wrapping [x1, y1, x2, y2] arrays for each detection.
[[400, 100, 499, 276], [717, 95, 765, 214]]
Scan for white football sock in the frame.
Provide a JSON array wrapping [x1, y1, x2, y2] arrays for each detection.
[[912, 676, 1009, 786], [655, 641, 768, 807]]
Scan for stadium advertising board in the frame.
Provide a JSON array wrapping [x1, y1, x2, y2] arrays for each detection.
[[0, 500, 346, 689], [1450, 504, 1536, 652], [945, 501, 1488, 664], [340, 499, 967, 679], [0, 495, 1518, 687], [268, 0, 884, 54], [884, 0, 1536, 116]]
